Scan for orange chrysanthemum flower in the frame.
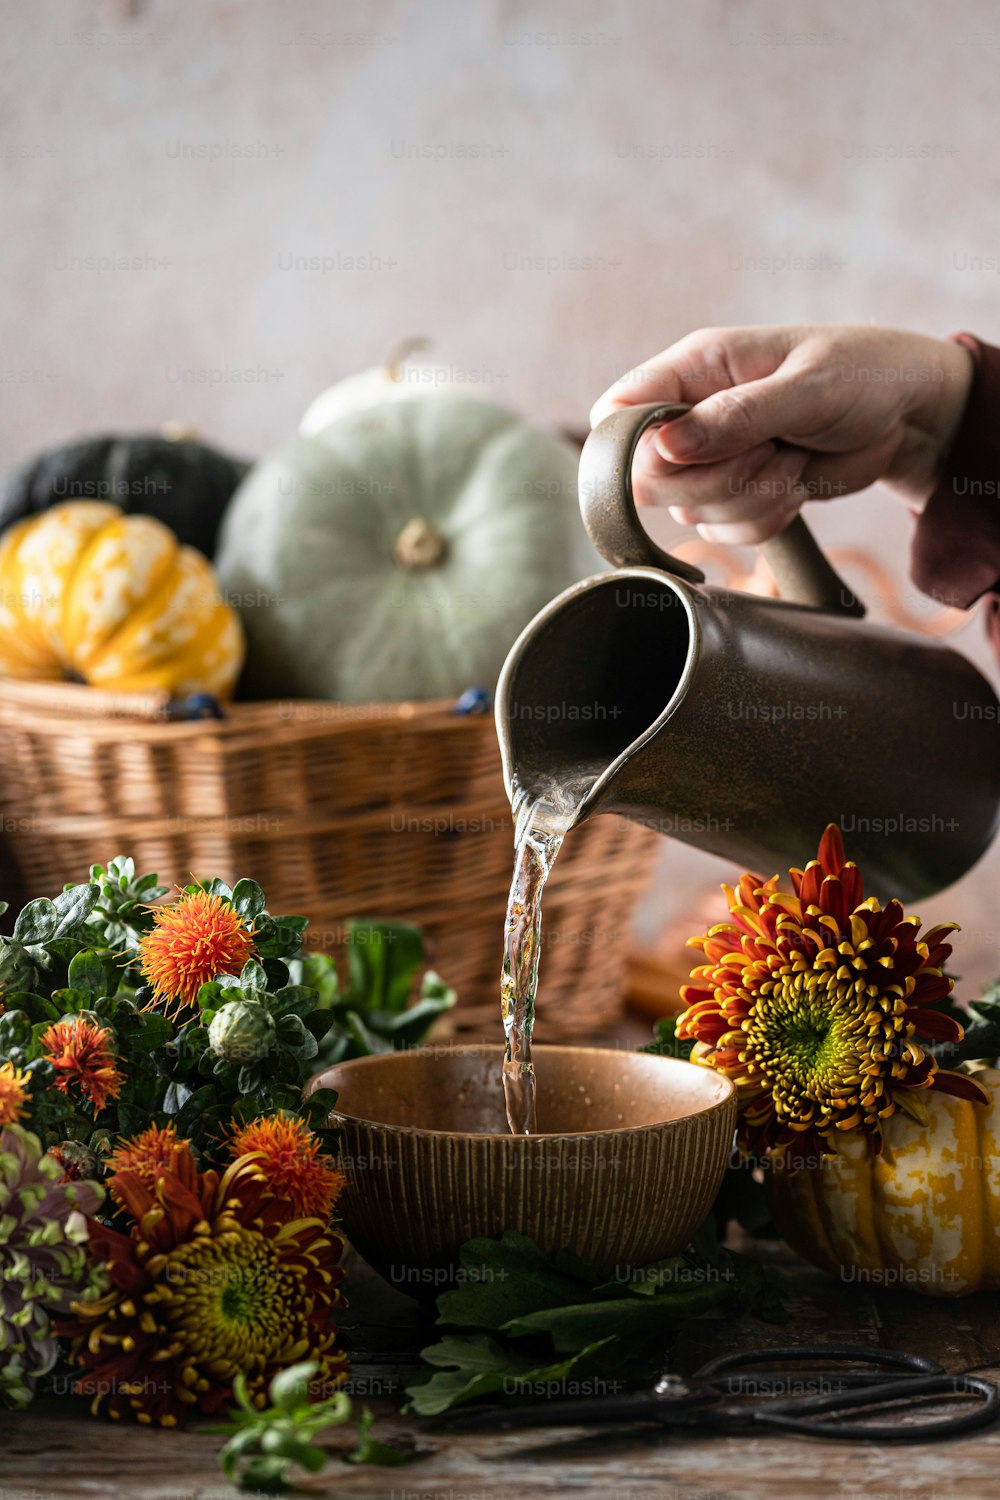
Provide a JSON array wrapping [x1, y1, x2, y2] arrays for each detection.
[[228, 1114, 345, 1222], [0, 1061, 30, 1126], [62, 1152, 347, 1425], [40, 1018, 123, 1113], [137, 888, 257, 1016], [676, 824, 988, 1162], [105, 1123, 198, 1202]]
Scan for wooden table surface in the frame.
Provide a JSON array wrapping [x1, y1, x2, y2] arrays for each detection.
[[4, 1239, 1000, 1500]]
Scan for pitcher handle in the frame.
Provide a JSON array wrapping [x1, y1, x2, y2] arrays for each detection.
[[579, 401, 865, 617]]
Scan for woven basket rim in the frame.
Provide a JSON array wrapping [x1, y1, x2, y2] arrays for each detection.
[[0, 677, 493, 740], [30, 794, 513, 836]]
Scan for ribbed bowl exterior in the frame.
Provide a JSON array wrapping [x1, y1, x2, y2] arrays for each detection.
[[316, 1046, 737, 1281]]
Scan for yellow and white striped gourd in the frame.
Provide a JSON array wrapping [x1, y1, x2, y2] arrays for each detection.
[[0, 502, 243, 697], [767, 1068, 1000, 1296]]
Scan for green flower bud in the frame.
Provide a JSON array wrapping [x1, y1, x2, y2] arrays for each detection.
[[208, 1000, 276, 1064]]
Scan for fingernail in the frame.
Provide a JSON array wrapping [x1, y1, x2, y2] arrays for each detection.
[[655, 415, 706, 460]]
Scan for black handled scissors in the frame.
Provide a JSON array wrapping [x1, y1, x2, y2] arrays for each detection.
[[435, 1343, 1000, 1443]]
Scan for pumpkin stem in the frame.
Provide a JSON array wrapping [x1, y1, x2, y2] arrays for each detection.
[[161, 420, 202, 442], [385, 337, 432, 383], [393, 516, 448, 571]]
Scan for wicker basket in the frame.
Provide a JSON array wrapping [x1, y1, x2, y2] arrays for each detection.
[[0, 679, 659, 1039]]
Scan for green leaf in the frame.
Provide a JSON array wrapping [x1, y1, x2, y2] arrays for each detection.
[[641, 1013, 695, 1061], [240, 960, 269, 994], [502, 1283, 731, 1353], [1, 991, 60, 1024], [174, 1083, 218, 1134], [344, 920, 423, 1014], [252, 914, 309, 960], [0, 940, 37, 993], [930, 1017, 1000, 1068], [343, 1407, 409, 1466], [274, 1013, 318, 1059], [363, 980, 456, 1046], [13, 898, 58, 945], [723, 1249, 791, 1323], [132, 1012, 175, 1052], [161, 1080, 193, 1115], [0, 1008, 35, 1049], [196, 979, 234, 1011], [239, 1453, 291, 1492], [436, 1231, 592, 1331], [114, 1101, 152, 1137], [233, 1370, 255, 1413], [49, 987, 97, 1016], [231, 878, 267, 920], [301, 1087, 339, 1124], [51, 882, 100, 936], [404, 1334, 613, 1417], [291, 951, 339, 1004], [268, 985, 319, 1019], [259, 1432, 326, 1473], [67, 949, 110, 998]]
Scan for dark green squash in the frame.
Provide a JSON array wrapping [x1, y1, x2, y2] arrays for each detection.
[[0, 430, 249, 559]]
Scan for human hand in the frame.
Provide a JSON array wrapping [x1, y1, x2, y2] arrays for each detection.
[[590, 324, 973, 545]]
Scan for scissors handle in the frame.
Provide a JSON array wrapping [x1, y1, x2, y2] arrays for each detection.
[[697, 1343, 943, 1380], [755, 1372, 1000, 1442]]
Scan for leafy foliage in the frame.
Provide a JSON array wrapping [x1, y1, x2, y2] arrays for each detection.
[[928, 978, 1000, 1069], [640, 1012, 695, 1062], [202, 1361, 405, 1492], [404, 1227, 788, 1416], [0, 860, 455, 1171]]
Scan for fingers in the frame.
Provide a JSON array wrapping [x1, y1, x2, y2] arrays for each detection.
[[590, 325, 797, 428], [633, 442, 811, 547], [691, 447, 810, 545]]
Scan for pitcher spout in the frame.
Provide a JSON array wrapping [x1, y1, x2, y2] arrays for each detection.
[[495, 567, 700, 829]]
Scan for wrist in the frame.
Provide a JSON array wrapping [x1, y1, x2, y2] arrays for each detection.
[[890, 335, 975, 508], [909, 335, 974, 464]]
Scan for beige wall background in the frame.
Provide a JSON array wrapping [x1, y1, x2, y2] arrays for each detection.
[[2, 0, 998, 989]]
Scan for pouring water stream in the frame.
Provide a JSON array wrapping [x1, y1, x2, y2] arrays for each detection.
[[500, 774, 598, 1135]]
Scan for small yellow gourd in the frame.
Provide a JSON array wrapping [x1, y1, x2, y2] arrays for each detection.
[[767, 1067, 1000, 1296], [0, 502, 244, 697]]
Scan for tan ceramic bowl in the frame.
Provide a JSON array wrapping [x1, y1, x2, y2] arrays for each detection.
[[309, 1044, 736, 1282]]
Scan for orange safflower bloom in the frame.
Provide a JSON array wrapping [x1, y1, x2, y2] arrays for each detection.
[[105, 1123, 198, 1202], [0, 1061, 31, 1126], [137, 888, 257, 1016], [229, 1113, 345, 1221], [40, 1018, 123, 1113]]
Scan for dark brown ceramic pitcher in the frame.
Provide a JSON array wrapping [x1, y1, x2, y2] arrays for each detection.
[[495, 402, 1000, 900]]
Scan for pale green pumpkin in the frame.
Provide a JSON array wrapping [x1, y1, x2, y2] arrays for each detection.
[[216, 395, 588, 703]]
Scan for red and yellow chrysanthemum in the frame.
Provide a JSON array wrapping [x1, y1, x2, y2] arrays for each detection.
[[0, 1061, 30, 1126], [676, 824, 988, 1161], [137, 888, 257, 1016], [40, 1018, 123, 1113], [62, 1144, 347, 1425], [228, 1114, 346, 1222]]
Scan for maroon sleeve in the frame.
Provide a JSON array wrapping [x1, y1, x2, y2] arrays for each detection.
[[910, 333, 1000, 661]]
